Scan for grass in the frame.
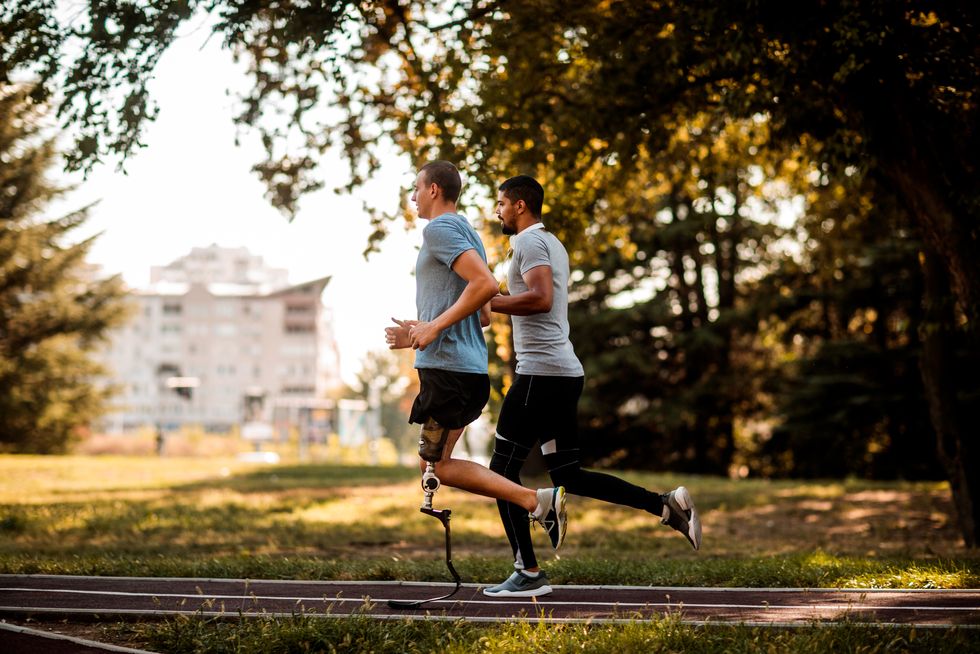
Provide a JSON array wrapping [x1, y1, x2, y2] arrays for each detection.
[[0, 455, 975, 588], [72, 616, 980, 654], [2, 454, 978, 652]]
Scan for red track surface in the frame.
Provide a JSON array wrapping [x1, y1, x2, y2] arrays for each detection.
[[2, 575, 978, 627]]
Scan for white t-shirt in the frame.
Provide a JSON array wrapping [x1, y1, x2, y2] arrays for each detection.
[[508, 224, 584, 376]]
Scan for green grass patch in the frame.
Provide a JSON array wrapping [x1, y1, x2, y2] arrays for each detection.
[[4, 551, 976, 589], [110, 615, 980, 654]]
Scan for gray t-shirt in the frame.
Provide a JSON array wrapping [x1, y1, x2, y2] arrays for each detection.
[[508, 225, 584, 376], [415, 212, 489, 374]]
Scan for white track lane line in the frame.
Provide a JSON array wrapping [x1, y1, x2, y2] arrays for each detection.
[[1, 606, 977, 629], [2, 587, 978, 613], [4, 575, 979, 593], [0, 622, 158, 654]]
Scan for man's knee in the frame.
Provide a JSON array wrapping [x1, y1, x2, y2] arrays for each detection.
[[418, 417, 450, 462], [488, 448, 508, 476], [546, 452, 585, 491], [549, 469, 575, 491], [490, 435, 529, 479]]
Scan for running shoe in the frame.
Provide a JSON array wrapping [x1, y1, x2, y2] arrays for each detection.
[[531, 486, 567, 550], [661, 486, 702, 550], [482, 570, 553, 597]]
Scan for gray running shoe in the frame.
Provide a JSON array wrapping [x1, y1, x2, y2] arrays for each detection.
[[482, 570, 553, 597], [531, 486, 567, 550], [661, 486, 702, 550]]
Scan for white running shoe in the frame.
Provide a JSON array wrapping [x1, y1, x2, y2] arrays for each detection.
[[482, 570, 553, 597], [531, 486, 567, 550], [661, 486, 702, 550]]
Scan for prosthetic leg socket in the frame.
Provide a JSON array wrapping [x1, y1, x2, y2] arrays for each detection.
[[417, 419, 448, 510]]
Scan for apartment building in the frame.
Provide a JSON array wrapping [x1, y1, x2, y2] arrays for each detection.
[[100, 245, 340, 432]]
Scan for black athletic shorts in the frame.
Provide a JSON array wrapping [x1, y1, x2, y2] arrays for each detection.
[[409, 368, 491, 429], [496, 374, 585, 447]]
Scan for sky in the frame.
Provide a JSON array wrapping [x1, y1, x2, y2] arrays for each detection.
[[58, 16, 430, 385]]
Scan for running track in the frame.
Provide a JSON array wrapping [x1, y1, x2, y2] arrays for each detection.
[[1, 575, 978, 627]]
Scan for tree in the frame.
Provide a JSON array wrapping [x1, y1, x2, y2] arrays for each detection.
[[558, 115, 790, 475], [752, 170, 947, 480], [0, 86, 130, 453], [4, 2, 975, 288]]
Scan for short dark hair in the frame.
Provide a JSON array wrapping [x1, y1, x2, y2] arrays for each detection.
[[419, 160, 462, 203], [499, 175, 544, 217]]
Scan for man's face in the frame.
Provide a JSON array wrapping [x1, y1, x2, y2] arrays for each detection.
[[496, 190, 519, 235], [412, 172, 435, 219]]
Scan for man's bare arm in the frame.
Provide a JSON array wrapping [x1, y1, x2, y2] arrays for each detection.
[[410, 249, 498, 350], [490, 265, 553, 316]]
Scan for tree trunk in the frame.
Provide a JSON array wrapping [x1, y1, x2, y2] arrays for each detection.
[[889, 165, 980, 330], [875, 109, 980, 546], [918, 249, 980, 547]]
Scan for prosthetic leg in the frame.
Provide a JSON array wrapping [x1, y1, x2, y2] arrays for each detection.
[[387, 419, 462, 609]]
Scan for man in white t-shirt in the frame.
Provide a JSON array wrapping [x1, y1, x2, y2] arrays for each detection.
[[483, 175, 702, 598]]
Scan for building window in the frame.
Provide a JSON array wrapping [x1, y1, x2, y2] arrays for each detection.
[[215, 323, 238, 337], [282, 386, 315, 395], [163, 303, 182, 315], [285, 324, 314, 334], [280, 344, 314, 357]]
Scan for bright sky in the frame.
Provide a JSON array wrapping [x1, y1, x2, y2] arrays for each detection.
[[58, 17, 430, 386]]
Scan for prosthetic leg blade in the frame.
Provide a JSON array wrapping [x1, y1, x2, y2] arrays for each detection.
[[387, 507, 462, 609]]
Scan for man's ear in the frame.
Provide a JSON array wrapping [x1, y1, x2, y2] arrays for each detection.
[[516, 199, 526, 215]]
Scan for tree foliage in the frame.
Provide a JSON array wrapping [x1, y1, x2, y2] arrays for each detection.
[[753, 171, 946, 480], [565, 116, 786, 475], [0, 86, 130, 453]]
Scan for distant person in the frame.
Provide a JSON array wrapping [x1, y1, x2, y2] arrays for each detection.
[[385, 161, 567, 550], [483, 175, 701, 598]]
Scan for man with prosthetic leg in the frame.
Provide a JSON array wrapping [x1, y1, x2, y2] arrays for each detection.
[[385, 162, 568, 607]]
